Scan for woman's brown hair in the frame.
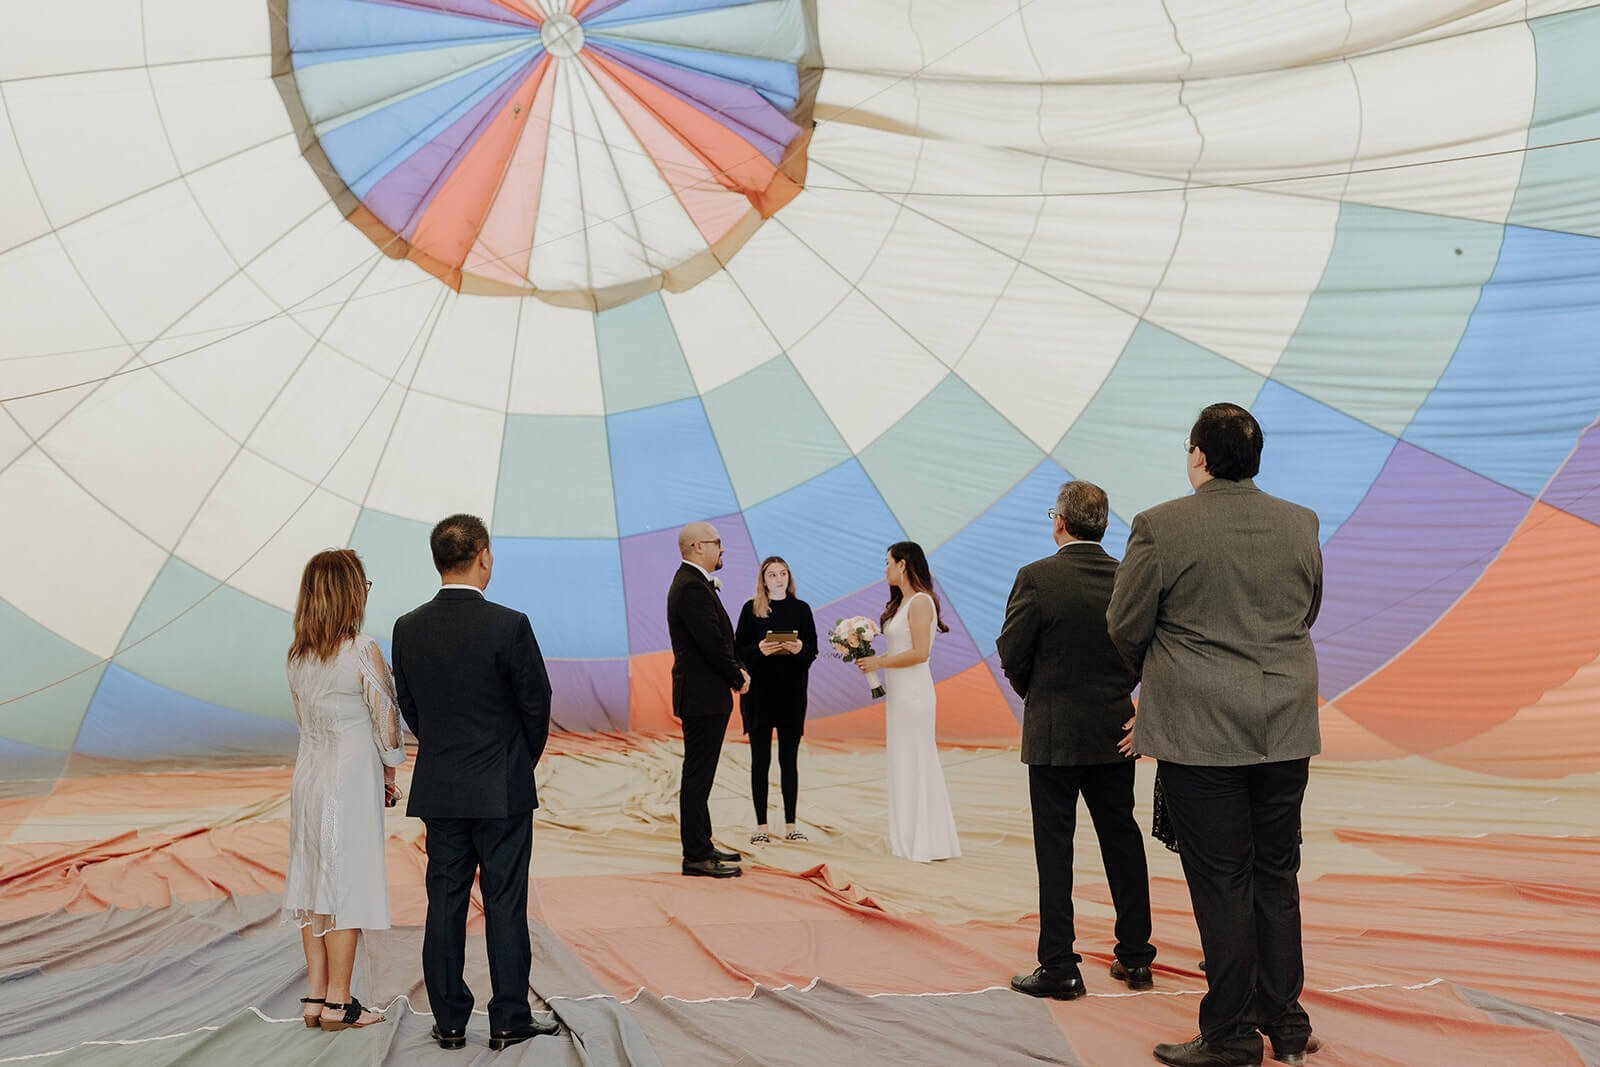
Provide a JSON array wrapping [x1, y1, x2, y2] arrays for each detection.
[[880, 541, 949, 633], [288, 549, 368, 664], [752, 556, 796, 619]]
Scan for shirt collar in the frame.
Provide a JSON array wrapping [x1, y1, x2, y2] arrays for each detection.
[[439, 583, 484, 595]]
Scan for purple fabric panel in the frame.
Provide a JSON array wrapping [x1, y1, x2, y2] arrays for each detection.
[[1312, 442, 1533, 698], [1541, 422, 1600, 527], [620, 512, 757, 655], [589, 42, 797, 164], [804, 582, 982, 717], [547, 658, 630, 732], [363, 57, 535, 238], [365, 0, 538, 28]]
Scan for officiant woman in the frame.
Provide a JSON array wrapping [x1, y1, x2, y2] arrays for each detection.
[[735, 557, 818, 845]]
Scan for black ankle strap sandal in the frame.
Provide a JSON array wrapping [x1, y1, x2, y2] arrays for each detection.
[[319, 996, 381, 1031], [299, 997, 325, 1029]]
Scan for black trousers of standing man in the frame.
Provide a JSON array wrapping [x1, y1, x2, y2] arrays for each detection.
[[421, 814, 534, 1034], [1029, 760, 1156, 974], [680, 713, 731, 860], [1159, 757, 1312, 1059]]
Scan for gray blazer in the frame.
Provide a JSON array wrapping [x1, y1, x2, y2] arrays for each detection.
[[996, 543, 1139, 766], [1107, 478, 1323, 767]]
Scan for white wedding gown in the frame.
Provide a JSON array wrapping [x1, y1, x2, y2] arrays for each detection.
[[882, 592, 961, 862], [282, 634, 406, 934]]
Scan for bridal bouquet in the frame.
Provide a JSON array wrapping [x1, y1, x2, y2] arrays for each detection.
[[829, 616, 885, 699]]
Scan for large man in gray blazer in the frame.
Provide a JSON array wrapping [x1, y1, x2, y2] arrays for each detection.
[[996, 480, 1154, 1003], [1108, 404, 1323, 1067]]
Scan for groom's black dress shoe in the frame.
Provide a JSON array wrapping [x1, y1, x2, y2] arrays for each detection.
[[682, 858, 742, 878], [1152, 1036, 1263, 1066], [429, 1024, 466, 1050], [1109, 960, 1154, 990], [488, 1018, 560, 1050], [1269, 1034, 1321, 1065], [1009, 965, 1087, 1000], [711, 848, 741, 863]]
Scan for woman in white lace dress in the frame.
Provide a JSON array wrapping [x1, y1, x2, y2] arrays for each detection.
[[854, 542, 961, 863], [283, 549, 406, 1031]]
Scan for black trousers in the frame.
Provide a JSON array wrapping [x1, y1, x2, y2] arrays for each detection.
[[750, 713, 803, 825], [421, 813, 533, 1033], [1029, 761, 1156, 974], [680, 712, 730, 861], [1160, 758, 1312, 1055]]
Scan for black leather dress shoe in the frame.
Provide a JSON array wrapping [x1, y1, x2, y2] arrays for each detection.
[[1109, 960, 1154, 990], [1269, 1034, 1321, 1064], [682, 858, 742, 878], [488, 1018, 560, 1050], [1153, 1036, 1263, 1066], [711, 848, 741, 863], [1009, 965, 1087, 1000], [430, 1024, 466, 1050]]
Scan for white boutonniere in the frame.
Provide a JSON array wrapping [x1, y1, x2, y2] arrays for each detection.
[[711, 577, 722, 591]]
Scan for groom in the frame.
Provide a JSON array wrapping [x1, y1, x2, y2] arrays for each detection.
[[668, 521, 749, 878], [393, 514, 559, 1051]]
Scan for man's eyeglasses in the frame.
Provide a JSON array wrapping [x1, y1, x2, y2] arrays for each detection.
[[1183, 439, 1196, 454], [695, 539, 722, 548], [364, 580, 373, 590], [1045, 508, 1058, 520]]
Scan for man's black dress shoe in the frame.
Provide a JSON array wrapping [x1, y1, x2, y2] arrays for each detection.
[[1152, 1036, 1263, 1066], [711, 848, 741, 863], [1109, 959, 1154, 990], [1009, 965, 1087, 1000], [682, 858, 742, 878], [1269, 1034, 1321, 1065], [488, 1018, 560, 1050], [430, 1024, 466, 1050]]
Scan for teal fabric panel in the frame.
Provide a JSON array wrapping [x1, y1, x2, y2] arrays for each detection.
[[702, 356, 851, 508], [494, 415, 618, 537]]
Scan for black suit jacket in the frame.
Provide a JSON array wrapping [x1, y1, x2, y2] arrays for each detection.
[[666, 563, 744, 718], [392, 588, 552, 818], [995, 543, 1138, 766]]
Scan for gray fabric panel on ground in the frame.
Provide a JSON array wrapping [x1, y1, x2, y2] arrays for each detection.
[[623, 978, 1085, 1066], [1458, 985, 1600, 1066]]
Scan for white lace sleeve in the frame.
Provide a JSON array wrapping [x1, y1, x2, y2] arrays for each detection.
[[356, 636, 406, 768]]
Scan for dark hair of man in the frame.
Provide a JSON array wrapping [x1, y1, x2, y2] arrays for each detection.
[[1189, 402, 1264, 481], [430, 513, 489, 574], [1056, 480, 1109, 542]]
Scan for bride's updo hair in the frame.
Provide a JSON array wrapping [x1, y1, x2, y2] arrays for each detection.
[[880, 541, 950, 634], [289, 549, 368, 664]]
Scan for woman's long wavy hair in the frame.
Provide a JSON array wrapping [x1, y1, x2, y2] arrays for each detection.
[[288, 549, 368, 664], [879, 541, 949, 634], [752, 556, 796, 619]]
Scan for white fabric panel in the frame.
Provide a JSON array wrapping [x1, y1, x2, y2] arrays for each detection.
[[363, 392, 504, 524], [1024, 188, 1187, 321], [143, 315, 310, 442], [149, 57, 295, 174], [5, 70, 181, 227], [912, 4, 1035, 80], [859, 205, 1019, 368], [321, 383, 408, 502], [251, 343, 391, 485], [787, 291, 946, 452], [57, 183, 239, 344], [0, 96, 50, 252], [318, 260, 445, 380], [723, 218, 851, 352], [666, 272, 783, 394], [1144, 188, 1341, 377], [41, 371, 237, 549], [0, 0, 145, 81], [185, 138, 328, 266], [957, 268, 1140, 452], [815, 4, 925, 74], [1352, 0, 1530, 55], [813, 70, 921, 139], [0, 237, 124, 363], [1166, 0, 1352, 78], [177, 451, 357, 610], [1186, 61, 1361, 188], [1018, 0, 1186, 82], [505, 299, 604, 415], [243, 203, 381, 314], [0, 350, 130, 442], [0, 448, 167, 657], [143, 0, 269, 65], [0, 409, 28, 471], [776, 182, 903, 289], [527, 63, 594, 294], [1344, 24, 1535, 223], [408, 296, 519, 411]]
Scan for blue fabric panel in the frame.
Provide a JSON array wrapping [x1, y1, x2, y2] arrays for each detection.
[[76, 666, 298, 762], [607, 398, 739, 537], [585, 0, 766, 31], [290, 0, 535, 62], [585, 35, 799, 105], [1404, 225, 1600, 496], [489, 537, 629, 658]]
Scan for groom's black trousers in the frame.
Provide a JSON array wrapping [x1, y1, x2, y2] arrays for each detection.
[[421, 813, 533, 1033], [1029, 760, 1155, 974], [680, 712, 730, 861]]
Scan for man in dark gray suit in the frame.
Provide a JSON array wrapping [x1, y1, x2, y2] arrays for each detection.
[[1109, 404, 1323, 1067], [997, 480, 1155, 1002]]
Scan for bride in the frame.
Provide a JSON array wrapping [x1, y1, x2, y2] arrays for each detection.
[[855, 542, 961, 862]]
